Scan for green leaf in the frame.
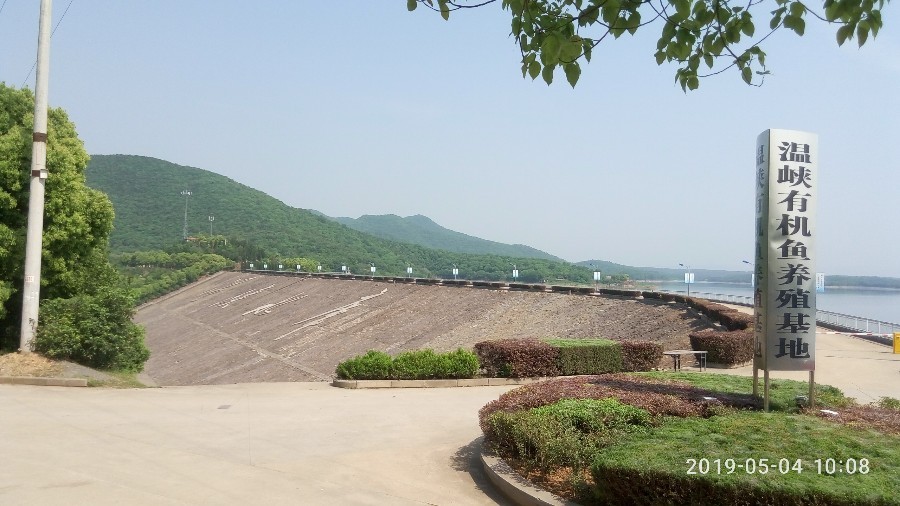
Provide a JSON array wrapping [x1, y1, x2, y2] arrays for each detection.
[[687, 75, 700, 90], [439, 0, 450, 20], [542, 65, 554, 85], [529, 60, 541, 79], [703, 53, 714, 68], [770, 8, 786, 29], [540, 33, 562, 65], [655, 50, 667, 65], [560, 36, 583, 62], [836, 24, 853, 45], [564, 62, 581, 87], [661, 21, 677, 43], [407, 0, 417, 11], [627, 11, 641, 35], [857, 22, 870, 46], [741, 66, 753, 84]]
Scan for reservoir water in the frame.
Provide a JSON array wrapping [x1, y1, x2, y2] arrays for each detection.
[[651, 281, 900, 325]]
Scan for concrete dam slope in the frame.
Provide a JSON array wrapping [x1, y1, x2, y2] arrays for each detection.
[[136, 271, 712, 386]]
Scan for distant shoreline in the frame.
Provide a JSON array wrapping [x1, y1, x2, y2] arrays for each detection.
[[641, 280, 900, 292]]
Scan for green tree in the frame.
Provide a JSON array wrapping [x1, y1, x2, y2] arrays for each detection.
[[0, 83, 127, 354], [408, 0, 887, 90]]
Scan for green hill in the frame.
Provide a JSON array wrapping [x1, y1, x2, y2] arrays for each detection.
[[331, 214, 564, 262], [85, 155, 591, 282]]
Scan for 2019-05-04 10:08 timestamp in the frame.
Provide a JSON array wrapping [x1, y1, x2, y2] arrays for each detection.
[[686, 458, 871, 475]]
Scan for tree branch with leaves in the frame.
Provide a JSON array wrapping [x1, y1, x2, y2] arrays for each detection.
[[408, 0, 888, 89]]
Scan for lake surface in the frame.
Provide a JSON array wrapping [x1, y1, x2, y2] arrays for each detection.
[[651, 281, 900, 325]]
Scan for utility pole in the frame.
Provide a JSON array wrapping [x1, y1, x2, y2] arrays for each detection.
[[19, 0, 53, 353]]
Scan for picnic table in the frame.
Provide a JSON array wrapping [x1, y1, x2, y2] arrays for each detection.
[[663, 350, 708, 371]]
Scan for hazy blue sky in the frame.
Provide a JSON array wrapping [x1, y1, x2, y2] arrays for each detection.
[[2, 2, 898, 277]]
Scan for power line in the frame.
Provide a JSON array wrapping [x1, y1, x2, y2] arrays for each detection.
[[0, 0, 9, 18], [22, 0, 76, 88]]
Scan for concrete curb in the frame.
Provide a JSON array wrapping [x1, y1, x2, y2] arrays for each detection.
[[480, 448, 579, 506], [0, 376, 87, 387], [332, 377, 553, 389]]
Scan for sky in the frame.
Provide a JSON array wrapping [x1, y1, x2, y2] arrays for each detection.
[[1, 1, 898, 277]]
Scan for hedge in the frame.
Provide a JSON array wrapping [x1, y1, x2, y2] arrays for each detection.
[[334, 348, 479, 380], [546, 339, 623, 375], [619, 341, 664, 372], [689, 329, 754, 366], [474, 339, 559, 378]]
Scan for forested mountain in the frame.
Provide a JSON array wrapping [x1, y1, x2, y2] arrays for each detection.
[[332, 214, 564, 262], [85, 155, 591, 282], [86, 155, 900, 289]]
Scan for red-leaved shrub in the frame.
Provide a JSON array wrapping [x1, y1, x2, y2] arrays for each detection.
[[474, 339, 559, 378], [689, 329, 754, 365], [619, 340, 663, 371]]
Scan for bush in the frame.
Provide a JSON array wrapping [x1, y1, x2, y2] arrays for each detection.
[[487, 398, 652, 473], [474, 339, 559, 378], [34, 288, 149, 371], [443, 348, 480, 379], [392, 349, 442, 380], [689, 329, 754, 365], [335, 350, 392, 379], [717, 311, 754, 331], [619, 340, 662, 371], [546, 339, 623, 375], [335, 348, 479, 380]]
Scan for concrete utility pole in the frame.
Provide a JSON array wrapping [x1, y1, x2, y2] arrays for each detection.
[[19, 0, 53, 353]]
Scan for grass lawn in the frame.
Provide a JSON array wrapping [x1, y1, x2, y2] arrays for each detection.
[[483, 372, 900, 505]]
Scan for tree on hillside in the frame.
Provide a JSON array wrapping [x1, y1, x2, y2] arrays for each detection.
[[0, 84, 148, 369], [408, 0, 887, 90]]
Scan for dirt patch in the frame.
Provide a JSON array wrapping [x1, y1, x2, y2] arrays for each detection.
[[136, 272, 714, 386], [0, 352, 63, 377], [0, 352, 116, 383]]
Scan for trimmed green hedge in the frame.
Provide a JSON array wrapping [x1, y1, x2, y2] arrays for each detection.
[[335, 348, 479, 380], [546, 339, 623, 375]]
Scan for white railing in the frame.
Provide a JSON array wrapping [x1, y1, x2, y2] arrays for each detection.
[[662, 290, 898, 337], [815, 310, 898, 336]]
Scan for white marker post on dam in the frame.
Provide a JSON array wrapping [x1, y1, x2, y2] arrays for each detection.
[[752, 129, 818, 411]]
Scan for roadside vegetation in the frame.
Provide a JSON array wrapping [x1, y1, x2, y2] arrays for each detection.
[[335, 349, 479, 380], [481, 372, 900, 505]]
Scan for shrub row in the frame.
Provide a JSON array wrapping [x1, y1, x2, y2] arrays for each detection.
[[334, 348, 479, 380], [642, 291, 754, 332], [474, 338, 664, 378], [473, 339, 559, 378], [689, 329, 754, 366]]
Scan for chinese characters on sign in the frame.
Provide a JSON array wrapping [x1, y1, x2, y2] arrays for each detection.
[[754, 130, 818, 371]]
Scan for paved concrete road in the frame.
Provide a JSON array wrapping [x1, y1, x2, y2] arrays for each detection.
[[0, 383, 516, 506]]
